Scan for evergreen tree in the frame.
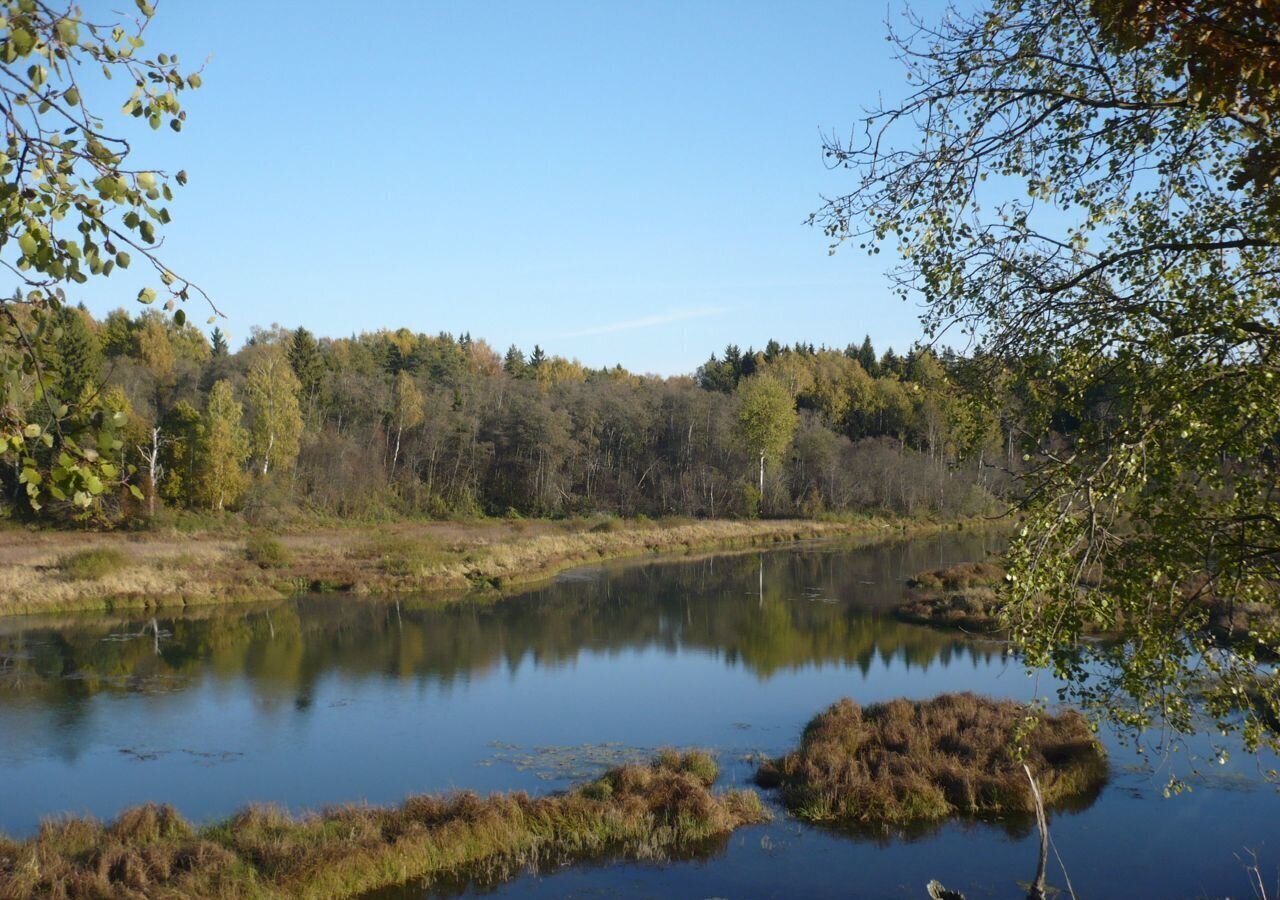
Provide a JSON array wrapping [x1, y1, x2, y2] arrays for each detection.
[[49, 306, 102, 405], [210, 327, 229, 358], [288, 327, 325, 420], [102, 309, 135, 358], [857, 336, 879, 377], [503, 345, 527, 378], [529, 345, 547, 369], [880, 348, 902, 378]]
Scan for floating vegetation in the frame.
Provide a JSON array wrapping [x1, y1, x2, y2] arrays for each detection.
[[481, 741, 658, 781]]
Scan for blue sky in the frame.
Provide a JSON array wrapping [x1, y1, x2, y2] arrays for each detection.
[[76, 1, 950, 374]]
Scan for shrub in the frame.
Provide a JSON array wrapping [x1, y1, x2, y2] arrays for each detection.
[[57, 548, 129, 581], [243, 534, 290, 568]]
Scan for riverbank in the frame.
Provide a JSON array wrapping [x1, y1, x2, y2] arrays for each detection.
[[0, 515, 985, 616], [0, 751, 767, 900]]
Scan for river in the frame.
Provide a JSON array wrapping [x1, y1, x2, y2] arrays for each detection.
[[0, 532, 1274, 898]]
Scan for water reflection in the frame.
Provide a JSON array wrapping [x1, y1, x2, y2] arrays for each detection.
[[0, 533, 1003, 718]]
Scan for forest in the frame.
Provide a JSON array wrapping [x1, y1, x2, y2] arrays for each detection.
[[1, 302, 1013, 525]]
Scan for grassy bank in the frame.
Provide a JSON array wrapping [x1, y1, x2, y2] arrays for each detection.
[[0, 514, 974, 616], [755, 694, 1107, 831], [0, 751, 767, 900]]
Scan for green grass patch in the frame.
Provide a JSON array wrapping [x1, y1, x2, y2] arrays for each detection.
[[56, 548, 129, 581]]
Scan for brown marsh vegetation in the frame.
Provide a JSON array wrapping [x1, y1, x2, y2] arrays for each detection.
[[755, 694, 1107, 830], [0, 751, 766, 900], [895, 562, 1007, 631]]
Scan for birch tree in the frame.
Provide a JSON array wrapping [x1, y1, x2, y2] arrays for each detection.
[[245, 347, 302, 476]]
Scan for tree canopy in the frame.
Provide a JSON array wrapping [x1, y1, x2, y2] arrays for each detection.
[[821, 0, 1280, 762], [0, 0, 204, 513]]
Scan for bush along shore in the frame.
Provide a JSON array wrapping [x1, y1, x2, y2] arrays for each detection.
[[0, 751, 766, 900], [0, 515, 979, 616], [754, 694, 1107, 832]]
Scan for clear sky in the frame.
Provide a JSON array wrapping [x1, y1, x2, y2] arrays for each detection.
[[76, 0, 949, 375]]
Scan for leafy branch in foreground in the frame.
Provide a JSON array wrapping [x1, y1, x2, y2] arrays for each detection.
[[821, 0, 1280, 759], [0, 0, 205, 512]]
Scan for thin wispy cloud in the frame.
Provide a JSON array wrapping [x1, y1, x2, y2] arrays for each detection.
[[556, 306, 727, 339]]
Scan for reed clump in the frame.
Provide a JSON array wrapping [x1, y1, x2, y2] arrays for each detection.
[[0, 752, 767, 900], [755, 693, 1106, 829]]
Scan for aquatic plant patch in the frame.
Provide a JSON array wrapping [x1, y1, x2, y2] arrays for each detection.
[[0, 751, 767, 900], [755, 693, 1106, 829]]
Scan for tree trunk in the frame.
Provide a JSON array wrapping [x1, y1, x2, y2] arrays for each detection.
[[758, 453, 765, 513]]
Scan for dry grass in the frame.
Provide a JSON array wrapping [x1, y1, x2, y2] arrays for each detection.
[[896, 586, 1004, 631], [0, 751, 767, 900], [0, 516, 965, 616], [907, 562, 1006, 592], [896, 563, 1008, 632], [755, 694, 1106, 830]]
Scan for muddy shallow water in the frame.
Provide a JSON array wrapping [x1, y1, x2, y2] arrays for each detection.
[[1, 532, 1275, 898]]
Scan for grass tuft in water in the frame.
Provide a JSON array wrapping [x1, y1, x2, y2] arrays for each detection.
[[755, 693, 1106, 829]]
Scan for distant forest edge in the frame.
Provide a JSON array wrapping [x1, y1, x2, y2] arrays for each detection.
[[4, 304, 1019, 525]]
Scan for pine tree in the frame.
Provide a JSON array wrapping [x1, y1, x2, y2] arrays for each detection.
[[503, 345, 527, 378], [857, 335, 879, 377], [49, 305, 102, 404], [210, 327, 229, 357], [288, 327, 325, 421], [101, 309, 135, 358]]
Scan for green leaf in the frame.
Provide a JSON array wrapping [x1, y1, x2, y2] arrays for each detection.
[[56, 19, 80, 45], [128, 483, 145, 500]]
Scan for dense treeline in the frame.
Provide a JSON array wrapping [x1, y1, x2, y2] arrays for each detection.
[[3, 304, 1014, 524]]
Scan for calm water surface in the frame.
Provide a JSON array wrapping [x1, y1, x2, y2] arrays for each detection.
[[1, 533, 1275, 898]]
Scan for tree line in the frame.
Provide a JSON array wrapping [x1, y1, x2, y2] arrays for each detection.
[[1, 303, 1014, 524]]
